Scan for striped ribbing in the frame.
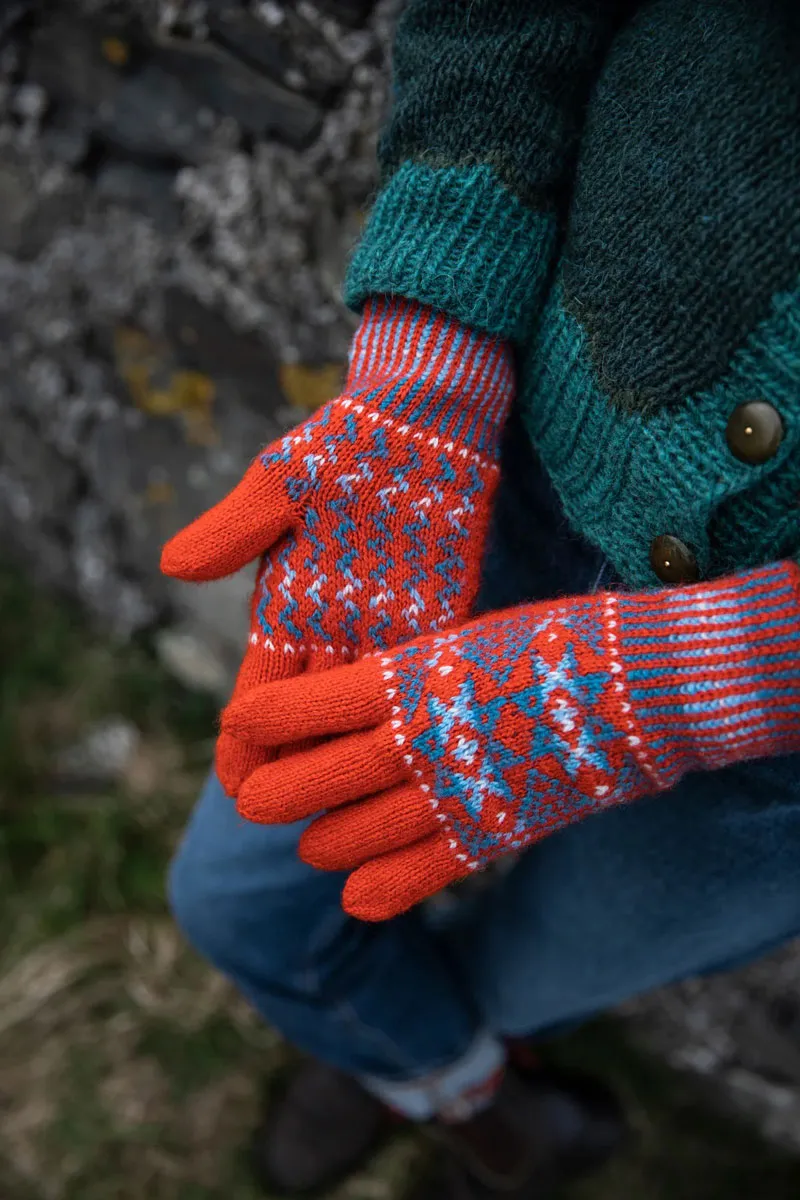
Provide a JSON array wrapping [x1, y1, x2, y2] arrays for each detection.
[[345, 297, 515, 457], [616, 561, 800, 784]]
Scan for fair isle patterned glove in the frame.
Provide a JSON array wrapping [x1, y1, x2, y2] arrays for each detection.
[[161, 298, 514, 797], [223, 561, 800, 921]]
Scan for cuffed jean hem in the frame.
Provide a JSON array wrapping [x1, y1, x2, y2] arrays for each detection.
[[358, 1030, 505, 1120]]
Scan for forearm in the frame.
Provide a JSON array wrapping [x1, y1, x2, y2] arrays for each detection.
[[347, 0, 633, 341], [220, 556, 800, 914]]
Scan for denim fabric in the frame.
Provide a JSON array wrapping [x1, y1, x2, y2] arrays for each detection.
[[169, 407, 800, 1098]]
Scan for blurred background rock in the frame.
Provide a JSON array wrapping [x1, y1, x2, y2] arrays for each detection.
[[0, 0, 391, 691], [0, 3, 799, 1196]]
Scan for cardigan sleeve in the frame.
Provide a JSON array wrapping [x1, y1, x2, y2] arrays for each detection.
[[345, 0, 631, 343]]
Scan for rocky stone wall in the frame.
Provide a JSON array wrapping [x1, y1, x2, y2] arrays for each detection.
[[2, 0, 799, 1155], [0, 0, 393, 689]]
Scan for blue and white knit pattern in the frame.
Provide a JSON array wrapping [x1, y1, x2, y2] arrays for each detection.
[[249, 297, 515, 656]]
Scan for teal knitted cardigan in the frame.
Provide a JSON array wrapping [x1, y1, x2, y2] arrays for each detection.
[[346, 0, 800, 589]]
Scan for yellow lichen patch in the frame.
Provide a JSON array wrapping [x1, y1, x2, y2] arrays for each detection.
[[139, 371, 215, 419], [114, 326, 218, 446], [170, 372, 218, 446], [280, 362, 345, 413], [143, 481, 176, 507], [101, 36, 130, 67]]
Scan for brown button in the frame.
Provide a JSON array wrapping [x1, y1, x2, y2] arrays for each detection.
[[650, 535, 700, 585], [726, 401, 783, 465]]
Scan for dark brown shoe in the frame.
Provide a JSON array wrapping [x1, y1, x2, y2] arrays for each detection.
[[250, 1059, 392, 1195], [417, 1066, 627, 1198], [250, 1058, 625, 1198]]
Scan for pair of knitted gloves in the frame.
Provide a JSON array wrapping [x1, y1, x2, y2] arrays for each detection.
[[162, 297, 800, 921]]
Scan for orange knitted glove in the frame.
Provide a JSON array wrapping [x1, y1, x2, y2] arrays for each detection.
[[161, 298, 514, 797], [223, 562, 800, 921]]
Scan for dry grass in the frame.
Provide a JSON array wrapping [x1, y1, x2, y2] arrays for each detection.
[[0, 912, 426, 1200]]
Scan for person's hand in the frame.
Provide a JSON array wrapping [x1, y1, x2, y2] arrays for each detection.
[[222, 561, 800, 920], [161, 297, 514, 797], [222, 594, 650, 919]]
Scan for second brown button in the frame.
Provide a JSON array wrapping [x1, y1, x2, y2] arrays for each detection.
[[726, 401, 783, 465], [650, 535, 700, 585]]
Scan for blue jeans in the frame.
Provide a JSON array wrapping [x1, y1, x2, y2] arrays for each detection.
[[169, 411, 800, 1107]]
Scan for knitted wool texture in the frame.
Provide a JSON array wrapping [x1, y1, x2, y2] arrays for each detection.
[[347, 0, 628, 341], [161, 298, 514, 796], [226, 560, 800, 921], [346, 0, 800, 584]]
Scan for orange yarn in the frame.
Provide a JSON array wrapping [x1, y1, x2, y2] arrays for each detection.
[[161, 298, 514, 797]]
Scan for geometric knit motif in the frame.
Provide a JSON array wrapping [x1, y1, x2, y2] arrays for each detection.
[[223, 559, 800, 918], [387, 606, 649, 866], [383, 561, 800, 870], [251, 296, 513, 664], [159, 295, 515, 800]]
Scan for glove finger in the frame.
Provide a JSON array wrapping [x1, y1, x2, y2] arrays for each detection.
[[237, 724, 406, 825], [217, 733, 329, 800], [299, 785, 439, 871], [161, 453, 293, 582], [235, 640, 371, 786], [216, 730, 276, 799], [215, 554, 310, 796], [341, 834, 469, 922], [222, 657, 389, 747]]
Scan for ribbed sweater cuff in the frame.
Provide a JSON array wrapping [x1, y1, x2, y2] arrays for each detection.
[[345, 296, 514, 456], [345, 162, 557, 344], [614, 561, 800, 787]]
